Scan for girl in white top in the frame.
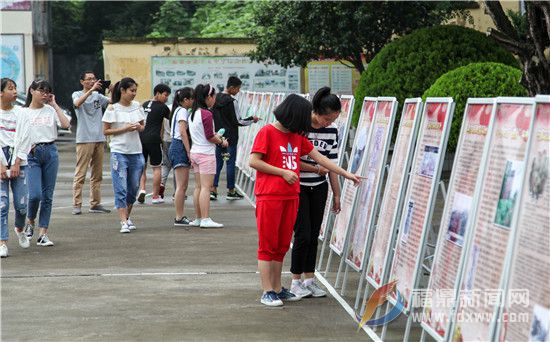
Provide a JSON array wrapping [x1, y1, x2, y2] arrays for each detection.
[[0, 78, 33, 257], [22, 80, 71, 247], [188, 84, 228, 229], [102, 77, 145, 234], [168, 87, 194, 226]]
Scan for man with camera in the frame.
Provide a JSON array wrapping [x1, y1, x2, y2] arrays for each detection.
[[71, 71, 112, 215]]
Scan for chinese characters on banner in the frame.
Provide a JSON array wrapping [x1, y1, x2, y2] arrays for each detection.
[[500, 98, 550, 341], [421, 100, 495, 338], [388, 99, 454, 311], [367, 99, 422, 288], [451, 99, 535, 341], [345, 98, 397, 271]]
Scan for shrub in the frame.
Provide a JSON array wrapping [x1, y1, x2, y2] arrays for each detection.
[[352, 25, 518, 128], [423, 62, 527, 152]]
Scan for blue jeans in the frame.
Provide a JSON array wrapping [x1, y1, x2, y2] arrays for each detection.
[[27, 143, 59, 228], [1, 147, 28, 240], [110, 153, 144, 209], [214, 145, 237, 190]]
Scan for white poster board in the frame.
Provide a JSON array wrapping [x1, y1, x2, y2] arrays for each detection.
[[388, 98, 454, 313], [345, 97, 397, 271], [366, 99, 422, 288]]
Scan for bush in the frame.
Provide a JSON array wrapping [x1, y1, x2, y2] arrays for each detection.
[[352, 25, 518, 127], [423, 62, 527, 152]]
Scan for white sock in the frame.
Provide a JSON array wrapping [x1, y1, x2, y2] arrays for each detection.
[[303, 278, 314, 287]]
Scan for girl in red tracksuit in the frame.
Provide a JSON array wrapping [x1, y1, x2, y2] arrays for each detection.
[[249, 94, 360, 307]]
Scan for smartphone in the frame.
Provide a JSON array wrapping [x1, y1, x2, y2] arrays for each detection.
[[101, 80, 111, 89]]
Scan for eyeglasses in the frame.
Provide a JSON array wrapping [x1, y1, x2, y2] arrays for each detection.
[[35, 89, 51, 95], [84, 78, 97, 81]]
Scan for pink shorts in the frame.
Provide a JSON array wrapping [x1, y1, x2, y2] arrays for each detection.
[[190, 152, 216, 174]]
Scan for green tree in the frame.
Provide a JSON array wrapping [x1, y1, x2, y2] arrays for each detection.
[[148, 1, 194, 38], [249, 1, 472, 73], [190, 1, 256, 38]]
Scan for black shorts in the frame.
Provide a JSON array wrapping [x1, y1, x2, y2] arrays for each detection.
[[142, 142, 162, 166]]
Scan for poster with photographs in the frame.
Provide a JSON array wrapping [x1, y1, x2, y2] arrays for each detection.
[[451, 98, 536, 342], [498, 97, 550, 342], [367, 99, 423, 288], [319, 98, 375, 241], [421, 100, 495, 339], [151, 56, 300, 103], [336, 95, 354, 160], [329, 98, 373, 255], [388, 98, 454, 312], [346, 98, 397, 271]]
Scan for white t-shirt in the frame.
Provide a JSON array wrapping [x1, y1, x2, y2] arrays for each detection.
[[171, 107, 189, 140], [102, 101, 145, 154], [0, 106, 31, 166], [24, 104, 61, 144], [189, 108, 216, 155]]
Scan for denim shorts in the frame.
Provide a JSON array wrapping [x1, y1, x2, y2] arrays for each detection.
[[168, 138, 191, 169]]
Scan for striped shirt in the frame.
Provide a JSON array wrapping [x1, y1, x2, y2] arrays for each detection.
[[300, 123, 339, 186]]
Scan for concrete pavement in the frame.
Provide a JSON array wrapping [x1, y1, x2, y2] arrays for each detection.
[[0, 140, 367, 341]]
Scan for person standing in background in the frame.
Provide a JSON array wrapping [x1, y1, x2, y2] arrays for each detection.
[[137, 84, 171, 205], [71, 71, 111, 215]]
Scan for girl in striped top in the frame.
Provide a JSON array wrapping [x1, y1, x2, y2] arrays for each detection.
[[290, 87, 343, 298]]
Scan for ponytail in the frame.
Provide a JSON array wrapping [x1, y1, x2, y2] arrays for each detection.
[[111, 77, 137, 104], [312, 86, 341, 116], [190, 83, 215, 121], [170, 87, 194, 122]]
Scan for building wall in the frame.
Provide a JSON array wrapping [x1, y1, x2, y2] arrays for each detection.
[[0, 9, 34, 89], [103, 39, 256, 103], [449, 0, 521, 33]]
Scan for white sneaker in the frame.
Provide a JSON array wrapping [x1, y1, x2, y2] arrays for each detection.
[[120, 222, 130, 234], [199, 217, 224, 229], [188, 218, 201, 227], [291, 282, 313, 298], [306, 281, 327, 298], [0, 244, 8, 258], [126, 219, 136, 230], [36, 234, 54, 247], [152, 197, 164, 204], [14, 228, 30, 248]]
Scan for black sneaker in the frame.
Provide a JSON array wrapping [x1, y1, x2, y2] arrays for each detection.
[[137, 190, 146, 204], [24, 223, 34, 240], [174, 216, 191, 226], [210, 191, 218, 200], [226, 189, 244, 200]]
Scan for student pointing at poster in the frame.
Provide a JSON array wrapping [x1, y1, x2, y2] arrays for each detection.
[[249, 94, 360, 307]]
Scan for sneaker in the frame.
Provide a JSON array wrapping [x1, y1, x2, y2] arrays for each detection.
[[210, 191, 218, 200], [174, 216, 190, 226], [36, 234, 54, 246], [306, 281, 327, 298], [291, 282, 313, 298], [120, 222, 131, 234], [24, 223, 34, 240], [152, 196, 164, 204], [89, 205, 111, 213], [14, 228, 30, 248], [226, 189, 244, 200], [260, 291, 283, 307], [200, 217, 224, 229], [159, 184, 165, 199], [137, 190, 146, 204], [188, 218, 201, 227], [276, 287, 301, 301], [126, 219, 136, 231], [0, 244, 8, 258], [72, 206, 82, 215]]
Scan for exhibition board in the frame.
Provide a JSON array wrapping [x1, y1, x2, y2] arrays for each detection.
[[345, 97, 398, 272], [388, 98, 455, 313], [366, 98, 423, 289], [420, 98, 496, 341], [449, 97, 536, 341]]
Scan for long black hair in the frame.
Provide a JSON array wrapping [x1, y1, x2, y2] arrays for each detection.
[[273, 94, 312, 135], [312, 86, 341, 115], [190, 84, 215, 121], [111, 77, 137, 104], [170, 87, 194, 122], [24, 79, 53, 107], [1, 77, 16, 92]]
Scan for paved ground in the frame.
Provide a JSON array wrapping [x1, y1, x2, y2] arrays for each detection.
[[0, 139, 370, 341]]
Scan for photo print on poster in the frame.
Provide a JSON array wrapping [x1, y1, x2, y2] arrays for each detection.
[[529, 150, 549, 200], [494, 160, 524, 228], [446, 192, 472, 247], [401, 201, 414, 243], [530, 305, 550, 342], [419, 145, 439, 178]]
